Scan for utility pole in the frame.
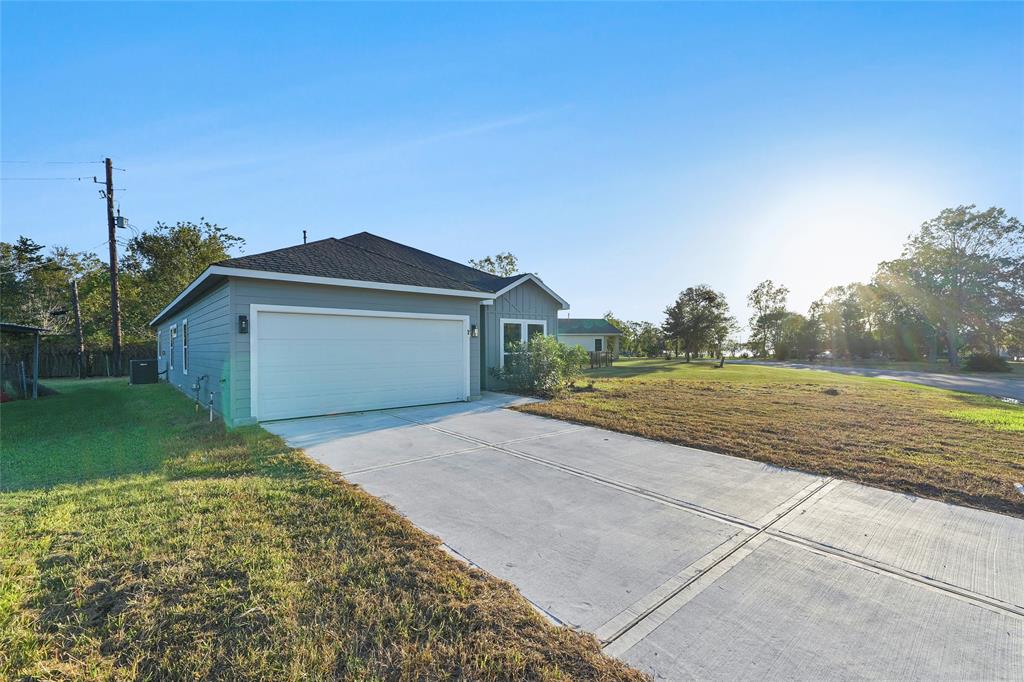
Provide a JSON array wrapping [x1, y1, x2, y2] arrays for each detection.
[[70, 279, 86, 379], [104, 157, 122, 375]]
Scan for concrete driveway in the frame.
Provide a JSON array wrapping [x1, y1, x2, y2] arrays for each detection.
[[735, 360, 1024, 402], [266, 395, 1024, 681]]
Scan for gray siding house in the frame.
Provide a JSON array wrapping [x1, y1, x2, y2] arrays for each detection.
[[151, 232, 569, 426]]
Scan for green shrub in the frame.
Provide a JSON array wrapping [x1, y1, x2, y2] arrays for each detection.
[[963, 353, 1011, 372], [491, 335, 589, 398]]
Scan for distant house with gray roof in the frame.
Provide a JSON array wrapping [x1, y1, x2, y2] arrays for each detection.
[[556, 318, 623, 358]]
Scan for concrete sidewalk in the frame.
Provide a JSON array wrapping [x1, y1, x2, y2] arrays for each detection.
[[266, 395, 1024, 681]]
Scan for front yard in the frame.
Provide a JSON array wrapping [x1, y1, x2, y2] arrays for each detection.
[[519, 359, 1024, 517], [0, 379, 641, 680]]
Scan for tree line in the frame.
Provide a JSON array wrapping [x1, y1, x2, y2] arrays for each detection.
[[1, 220, 244, 352], [3, 204, 1020, 374], [606, 205, 1023, 366]]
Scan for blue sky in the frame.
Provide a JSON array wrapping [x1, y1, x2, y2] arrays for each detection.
[[3, 2, 1022, 331]]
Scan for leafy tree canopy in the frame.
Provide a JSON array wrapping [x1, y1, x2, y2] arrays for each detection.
[[468, 252, 518, 277]]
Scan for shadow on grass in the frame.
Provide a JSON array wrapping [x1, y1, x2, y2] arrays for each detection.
[[0, 379, 240, 492]]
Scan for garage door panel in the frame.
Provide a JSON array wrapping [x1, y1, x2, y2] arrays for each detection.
[[254, 310, 467, 420]]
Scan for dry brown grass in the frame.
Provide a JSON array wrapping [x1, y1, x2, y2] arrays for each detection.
[[519, 360, 1024, 518]]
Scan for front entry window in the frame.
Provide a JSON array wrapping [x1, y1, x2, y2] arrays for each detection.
[[594, 338, 603, 352], [503, 322, 522, 367], [501, 319, 547, 367]]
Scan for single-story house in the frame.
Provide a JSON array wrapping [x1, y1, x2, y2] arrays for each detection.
[[150, 232, 569, 426], [556, 318, 622, 357]]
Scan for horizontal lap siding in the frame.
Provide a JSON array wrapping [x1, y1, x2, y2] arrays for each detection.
[[155, 281, 232, 418], [482, 279, 562, 390], [229, 278, 482, 425]]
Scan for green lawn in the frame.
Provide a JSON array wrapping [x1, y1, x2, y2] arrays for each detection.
[[520, 359, 1024, 517], [1, 379, 641, 681]]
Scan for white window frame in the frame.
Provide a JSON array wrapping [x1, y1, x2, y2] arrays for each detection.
[[248, 304, 471, 421], [594, 337, 603, 352], [182, 318, 189, 375], [499, 318, 547, 368], [169, 324, 177, 371]]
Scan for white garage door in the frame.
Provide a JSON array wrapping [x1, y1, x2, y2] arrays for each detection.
[[253, 307, 468, 421]]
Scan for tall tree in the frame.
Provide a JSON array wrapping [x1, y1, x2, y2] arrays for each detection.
[[663, 285, 734, 361], [746, 280, 789, 357], [898, 205, 1023, 366], [121, 220, 244, 340], [774, 312, 821, 361], [809, 284, 877, 359], [468, 252, 518, 276], [0, 237, 106, 335]]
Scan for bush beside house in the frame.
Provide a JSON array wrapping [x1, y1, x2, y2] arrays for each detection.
[[491, 335, 589, 398]]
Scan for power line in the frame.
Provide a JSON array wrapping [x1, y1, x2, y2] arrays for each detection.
[[0, 176, 96, 181], [1, 160, 104, 165]]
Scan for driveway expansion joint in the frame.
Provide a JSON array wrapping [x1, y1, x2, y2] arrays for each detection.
[[597, 475, 837, 655], [340, 444, 486, 476], [382, 409, 1024, 638]]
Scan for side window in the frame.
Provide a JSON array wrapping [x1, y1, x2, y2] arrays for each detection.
[[182, 319, 189, 374], [594, 338, 603, 352], [170, 325, 177, 370]]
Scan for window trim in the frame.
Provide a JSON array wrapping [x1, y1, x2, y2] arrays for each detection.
[[499, 318, 547, 368], [169, 324, 177, 371], [182, 318, 189, 375], [594, 337, 603, 352]]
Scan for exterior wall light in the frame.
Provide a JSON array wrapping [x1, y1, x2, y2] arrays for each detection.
[[470, 324, 479, 337]]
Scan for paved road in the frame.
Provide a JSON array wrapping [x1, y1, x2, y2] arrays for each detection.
[[734, 361, 1024, 402], [267, 395, 1024, 681]]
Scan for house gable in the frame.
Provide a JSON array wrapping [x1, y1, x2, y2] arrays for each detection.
[[480, 278, 565, 390]]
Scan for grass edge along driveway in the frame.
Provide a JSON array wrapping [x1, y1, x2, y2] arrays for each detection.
[[519, 360, 1024, 518], [1, 379, 643, 681]]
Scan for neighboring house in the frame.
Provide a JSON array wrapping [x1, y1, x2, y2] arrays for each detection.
[[556, 318, 622, 357], [150, 232, 568, 425]]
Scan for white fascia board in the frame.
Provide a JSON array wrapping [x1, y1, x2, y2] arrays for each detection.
[[557, 332, 623, 336], [494, 274, 570, 310], [150, 265, 496, 326]]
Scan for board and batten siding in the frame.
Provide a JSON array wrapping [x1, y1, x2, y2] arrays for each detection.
[[155, 281, 232, 417], [228, 278, 483, 426], [481, 278, 562, 390]]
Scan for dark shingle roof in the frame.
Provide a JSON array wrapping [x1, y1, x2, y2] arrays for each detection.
[[218, 232, 521, 294], [557, 318, 622, 335]]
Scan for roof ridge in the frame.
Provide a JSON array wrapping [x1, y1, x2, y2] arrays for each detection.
[[218, 237, 337, 264], [339, 233, 492, 292], [349, 232, 516, 283]]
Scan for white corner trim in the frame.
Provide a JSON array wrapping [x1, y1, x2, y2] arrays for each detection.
[[150, 265, 497, 326], [169, 323, 177, 371], [498, 318, 548, 368], [181, 318, 189, 375], [494, 274, 570, 310], [248, 304, 471, 421]]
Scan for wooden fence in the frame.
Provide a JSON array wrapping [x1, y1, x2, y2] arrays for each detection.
[[1, 340, 155, 380]]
